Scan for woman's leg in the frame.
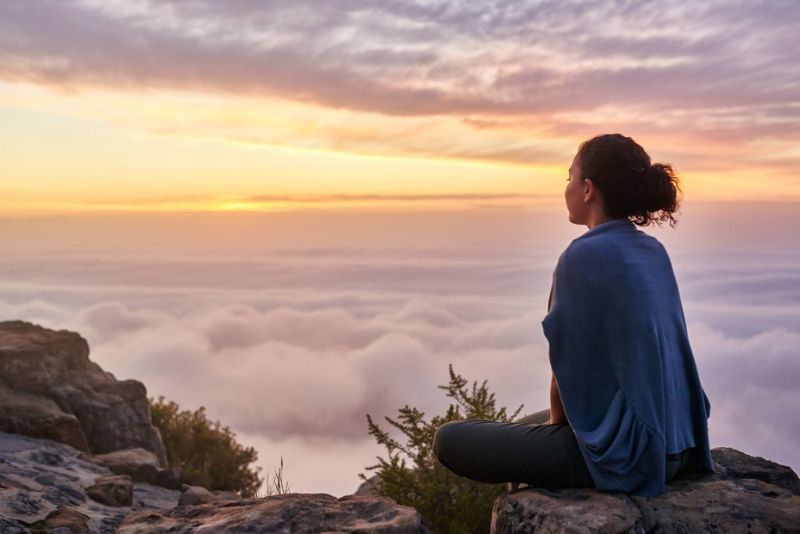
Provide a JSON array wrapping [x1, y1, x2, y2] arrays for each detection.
[[514, 408, 550, 425], [432, 409, 595, 489], [665, 448, 692, 483]]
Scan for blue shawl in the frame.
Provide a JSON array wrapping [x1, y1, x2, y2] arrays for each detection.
[[542, 217, 715, 496]]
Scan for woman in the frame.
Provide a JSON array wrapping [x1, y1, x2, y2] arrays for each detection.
[[433, 133, 715, 497]]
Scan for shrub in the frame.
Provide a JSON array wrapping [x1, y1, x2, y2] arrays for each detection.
[[148, 395, 265, 498], [361, 364, 524, 533]]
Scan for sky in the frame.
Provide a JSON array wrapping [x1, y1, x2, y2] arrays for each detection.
[[1, 0, 799, 496], [2, 0, 799, 212]]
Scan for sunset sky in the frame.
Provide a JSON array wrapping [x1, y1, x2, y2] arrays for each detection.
[[2, 0, 799, 213], [2, 1, 799, 497]]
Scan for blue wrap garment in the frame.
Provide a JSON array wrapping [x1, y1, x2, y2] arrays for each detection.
[[542, 217, 715, 496]]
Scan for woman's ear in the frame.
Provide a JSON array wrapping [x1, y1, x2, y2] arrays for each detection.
[[582, 178, 595, 203]]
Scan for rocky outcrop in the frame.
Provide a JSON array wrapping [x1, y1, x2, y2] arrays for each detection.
[[119, 493, 425, 533], [0, 320, 167, 466], [1, 430, 426, 533], [0, 430, 181, 533], [491, 446, 800, 533]]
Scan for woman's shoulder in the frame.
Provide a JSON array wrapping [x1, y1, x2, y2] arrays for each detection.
[[564, 225, 670, 266], [560, 234, 619, 270]]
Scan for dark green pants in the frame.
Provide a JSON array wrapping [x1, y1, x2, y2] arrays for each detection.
[[433, 408, 690, 490]]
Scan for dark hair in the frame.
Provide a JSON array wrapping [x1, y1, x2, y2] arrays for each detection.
[[576, 133, 683, 228]]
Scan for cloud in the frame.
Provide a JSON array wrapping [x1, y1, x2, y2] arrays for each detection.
[[1, 206, 799, 495], [1, 1, 798, 174], [1, 0, 797, 120]]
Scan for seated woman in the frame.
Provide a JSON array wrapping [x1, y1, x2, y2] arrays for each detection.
[[433, 133, 715, 497]]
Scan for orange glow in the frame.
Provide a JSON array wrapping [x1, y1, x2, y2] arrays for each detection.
[[2, 79, 799, 216]]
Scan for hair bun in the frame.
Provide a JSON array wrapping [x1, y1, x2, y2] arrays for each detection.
[[576, 133, 682, 228]]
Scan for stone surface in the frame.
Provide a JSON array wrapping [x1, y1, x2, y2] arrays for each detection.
[[0, 384, 88, 451], [87, 474, 134, 507], [119, 493, 426, 533], [0, 430, 180, 532], [354, 473, 384, 497], [0, 320, 167, 466], [152, 466, 183, 490], [1, 430, 424, 533], [491, 447, 800, 533], [90, 447, 173, 487], [34, 506, 91, 533], [178, 484, 218, 506], [211, 490, 241, 501]]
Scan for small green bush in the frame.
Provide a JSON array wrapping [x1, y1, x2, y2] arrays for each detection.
[[148, 395, 265, 498], [362, 364, 524, 534]]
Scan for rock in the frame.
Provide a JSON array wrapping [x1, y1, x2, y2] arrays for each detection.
[[132, 482, 184, 510], [119, 493, 426, 533], [0, 384, 88, 451], [153, 466, 184, 490], [0, 320, 167, 466], [354, 473, 384, 497], [31, 506, 91, 533], [491, 447, 800, 533], [0, 487, 58, 525], [91, 447, 161, 484], [710, 446, 800, 494], [86, 475, 134, 507], [0, 430, 180, 532], [178, 484, 218, 506], [211, 490, 241, 501]]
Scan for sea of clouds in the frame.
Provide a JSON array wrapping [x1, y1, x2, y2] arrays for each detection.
[[1, 202, 797, 495]]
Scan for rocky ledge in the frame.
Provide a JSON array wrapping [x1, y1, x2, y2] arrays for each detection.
[[118, 493, 423, 533], [492, 447, 800, 533], [0, 430, 425, 533]]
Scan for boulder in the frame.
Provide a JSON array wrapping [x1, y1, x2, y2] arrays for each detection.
[[178, 484, 218, 506], [0, 320, 167, 466], [0, 385, 88, 451], [119, 493, 426, 533], [91, 447, 159, 480], [491, 446, 800, 533], [86, 475, 134, 507]]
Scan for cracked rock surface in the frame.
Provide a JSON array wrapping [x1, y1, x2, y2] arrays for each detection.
[[0, 431, 180, 533], [491, 447, 800, 533]]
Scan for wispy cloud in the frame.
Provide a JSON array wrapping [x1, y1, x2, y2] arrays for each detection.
[[4, 0, 798, 115], [1, 0, 798, 171]]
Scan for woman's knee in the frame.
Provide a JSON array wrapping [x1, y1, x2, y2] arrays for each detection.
[[433, 420, 461, 462]]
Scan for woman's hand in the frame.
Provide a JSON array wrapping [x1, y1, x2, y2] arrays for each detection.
[[548, 373, 568, 425]]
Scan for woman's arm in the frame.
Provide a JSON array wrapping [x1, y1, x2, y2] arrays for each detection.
[[546, 372, 568, 425]]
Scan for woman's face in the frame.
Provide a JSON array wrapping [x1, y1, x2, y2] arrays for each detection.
[[565, 152, 588, 224]]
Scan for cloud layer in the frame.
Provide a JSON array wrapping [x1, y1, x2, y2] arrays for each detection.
[[1, 205, 798, 494]]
